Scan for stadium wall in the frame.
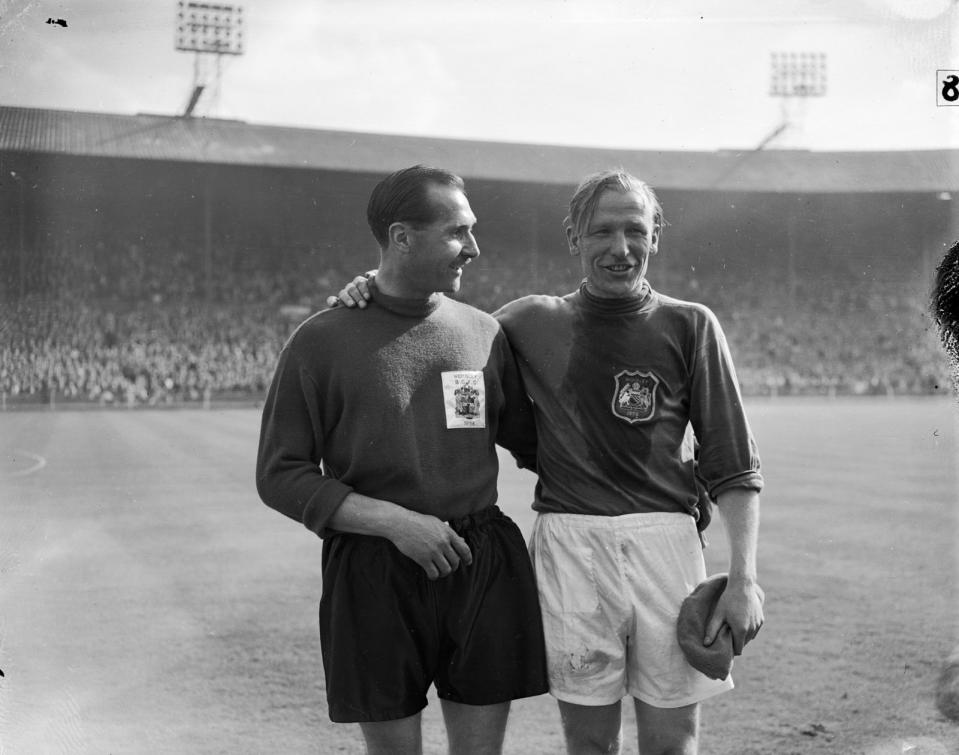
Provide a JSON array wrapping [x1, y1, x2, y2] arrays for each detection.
[[2, 150, 952, 305]]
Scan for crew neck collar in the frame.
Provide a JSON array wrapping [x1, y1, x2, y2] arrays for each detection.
[[578, 280, 653, 315], [371, 279, 444, 317]]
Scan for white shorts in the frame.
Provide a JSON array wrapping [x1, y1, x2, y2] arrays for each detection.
[[530, 511, 734, 708]]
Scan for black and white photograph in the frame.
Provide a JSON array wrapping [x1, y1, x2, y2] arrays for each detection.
[[1, 1, 957, 753]]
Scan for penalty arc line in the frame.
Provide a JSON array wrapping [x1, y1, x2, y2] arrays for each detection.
[[3, 450, 47, 478]]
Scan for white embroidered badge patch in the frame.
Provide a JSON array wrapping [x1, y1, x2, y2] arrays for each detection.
[[442, 370, 486, 429], [611, 370, 660, 424]]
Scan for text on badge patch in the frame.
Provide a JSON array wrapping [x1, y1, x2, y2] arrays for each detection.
[[442, 371, 486, 428]]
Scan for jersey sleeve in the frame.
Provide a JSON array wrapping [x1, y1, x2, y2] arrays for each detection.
[[688, 307, 764, 498], [491, 324, 538, 471], [491, 295, 533, 330], [255, 342, 353, 537]]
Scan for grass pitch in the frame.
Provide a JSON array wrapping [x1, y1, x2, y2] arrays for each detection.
[[0, 398, 957, 754]]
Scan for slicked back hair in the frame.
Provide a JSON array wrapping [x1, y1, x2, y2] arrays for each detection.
[[366, 165, 466, 249], [566, 168, 663, 243]]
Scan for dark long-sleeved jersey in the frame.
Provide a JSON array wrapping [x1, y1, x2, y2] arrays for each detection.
[[257, 286, 537, 537], [495, 281, 762, 517]]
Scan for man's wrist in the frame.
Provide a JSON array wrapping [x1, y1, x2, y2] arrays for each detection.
[[726, 572, 759, 589], [333, 492, 414, 540], [382, 505, 424, 543]]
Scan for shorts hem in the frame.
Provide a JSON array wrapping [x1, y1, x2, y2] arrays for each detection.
[[548, 688, 626, 707], [328, 700, 427, 724], [438, 685, 550, 706], [629, 678, 734, 709], [549, 678, 734, 709]]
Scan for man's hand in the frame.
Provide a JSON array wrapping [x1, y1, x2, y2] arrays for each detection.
[[707, 486, 763, 654], [704, 577, 764, 655], [389, 509, 473, 580], [325, 274, 374, 309], [327, 491, 471, 580]]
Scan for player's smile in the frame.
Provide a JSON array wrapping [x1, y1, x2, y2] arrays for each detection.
[[451, 255, 472, 272], [569, 188, 659, 299], [404, 185, 479, 296]]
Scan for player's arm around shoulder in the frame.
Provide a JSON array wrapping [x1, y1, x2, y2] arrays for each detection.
[[488, 321, 538, 469], [325, 271, 376, 309]]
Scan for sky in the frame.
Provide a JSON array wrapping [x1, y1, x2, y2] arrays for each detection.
[[0, 0, 957, 152]]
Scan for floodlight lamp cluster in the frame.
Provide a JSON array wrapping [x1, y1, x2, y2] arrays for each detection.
[[770, 52, 827, 97], [175, 1, 244, 56]]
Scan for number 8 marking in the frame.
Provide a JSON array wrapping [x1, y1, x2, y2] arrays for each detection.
[[943, 75, 959, 103]]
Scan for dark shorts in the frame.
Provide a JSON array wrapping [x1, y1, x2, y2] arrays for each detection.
[[319, 505, 548, 723]]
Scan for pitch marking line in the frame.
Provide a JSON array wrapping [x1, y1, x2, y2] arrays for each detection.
[[3, 450, 47, 478]]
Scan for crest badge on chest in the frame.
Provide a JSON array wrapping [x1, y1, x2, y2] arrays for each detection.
[[611, 369, 660, 424], [442, 370, 486, 429]]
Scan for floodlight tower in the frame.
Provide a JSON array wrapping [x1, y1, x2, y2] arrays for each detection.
[[769, 52, 827, 149], [711, 51, 828, 185], [175, 1, 244, 117], [768, 52, 827, 307], [173, 2, 244, 299]]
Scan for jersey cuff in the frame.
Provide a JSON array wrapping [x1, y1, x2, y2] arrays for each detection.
[[709, 472, 764, 500], [303, 479, 354, 538]]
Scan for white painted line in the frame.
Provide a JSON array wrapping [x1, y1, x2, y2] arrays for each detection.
[[4, 451, 47, 478]]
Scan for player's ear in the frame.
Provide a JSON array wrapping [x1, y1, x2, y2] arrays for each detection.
[[565, 223, 581, 257], [389, 222, 413, 254], [650, 216, 662, 256]]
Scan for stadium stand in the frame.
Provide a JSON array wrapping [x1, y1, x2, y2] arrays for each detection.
[[0, 239, 947, 406], [1, 106, 954, 406]]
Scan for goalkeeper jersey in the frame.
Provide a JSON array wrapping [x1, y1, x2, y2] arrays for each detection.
[[257, 284, 537, 537]]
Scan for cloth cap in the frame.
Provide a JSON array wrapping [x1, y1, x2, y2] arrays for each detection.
[[676, 573, 734, 680]]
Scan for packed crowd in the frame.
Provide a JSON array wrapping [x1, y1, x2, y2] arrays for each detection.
[[0, 243, 950, 406], [1, 296, 289, 406], [705, 277, 945, 396]]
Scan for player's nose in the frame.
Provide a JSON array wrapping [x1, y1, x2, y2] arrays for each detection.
[[609, 231, 630, 257], [463, 232, 480, 259]]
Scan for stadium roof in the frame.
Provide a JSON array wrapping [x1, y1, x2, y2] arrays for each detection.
[[1, 105, 956, 193]]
